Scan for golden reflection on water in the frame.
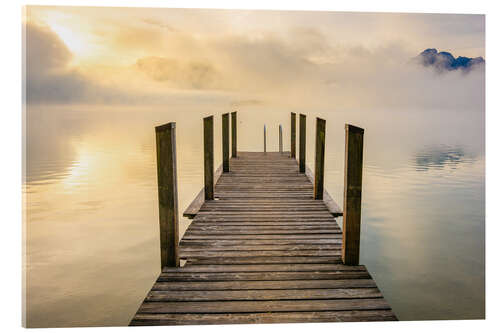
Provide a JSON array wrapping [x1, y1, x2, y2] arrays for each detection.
[[24, 105, 484, 326]]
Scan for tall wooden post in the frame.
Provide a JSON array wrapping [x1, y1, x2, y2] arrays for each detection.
[[314, 118, 326, 200], [231, 111, 237, 158], [299, 114, 306, 173], [342, 124, 364, 265], [279, 124, 283, 153], [204, 116, 214, 200], [222, 113, 230, 172], [155, 122, 179, 268], [264, 125, 267, 153], [291, 112, 296, 159]]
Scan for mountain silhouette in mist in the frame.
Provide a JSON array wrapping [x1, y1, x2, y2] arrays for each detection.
[[414, 48, 484, 73]]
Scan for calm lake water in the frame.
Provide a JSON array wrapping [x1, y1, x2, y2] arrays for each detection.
[[24, 105, 484, 327]]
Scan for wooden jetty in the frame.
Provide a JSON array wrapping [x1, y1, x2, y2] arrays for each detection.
[[130, 112, 397, 326]]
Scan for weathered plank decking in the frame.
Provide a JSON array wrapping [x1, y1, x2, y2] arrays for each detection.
[[130, 152, 397, 326]]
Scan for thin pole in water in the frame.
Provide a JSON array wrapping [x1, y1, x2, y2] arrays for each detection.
[[264, 125, 267, 153], [279, 124, 283, 153]]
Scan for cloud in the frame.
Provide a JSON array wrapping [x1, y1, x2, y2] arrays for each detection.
[[24, 18, 485, 112], [141, 18, 176, 32], [25, 21, 89, 103], [135, 56, 219, 89], [24, 22, 233, 106], [229, 99, 263, 107], [24, 21, 136, 104]]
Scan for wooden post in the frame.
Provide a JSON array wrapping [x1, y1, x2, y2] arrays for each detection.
[[264, 125, 267, 153], [279, 124, 283, 153], [222, 113, 230, 172], [155, 122, 179, 268], [299, 114, 306, 173], [342, 124, 364, 265], [291, 112, 296, 159], [314, 118, 326, 200], [204, 116, 214, 200], [231, 111, 237, 158]]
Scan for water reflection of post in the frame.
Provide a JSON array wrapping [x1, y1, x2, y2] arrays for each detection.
[[342, 124, 364, 266], [155, 122, 180, 268]]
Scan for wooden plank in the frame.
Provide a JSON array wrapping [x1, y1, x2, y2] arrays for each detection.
[[179, 250, 341, 258], [186, 225, 340, 231], [197, 209, 330, 214], [183, 232, 341, 237], [186, 257, 342, 265], [194, 214, 334, 218], [189, 220, 337, 226], [183, 230, 341, 236], [182, 243, 342, 250], [157, 271, 371, 282], [130, 310, 397, 325], [154, 122, 179, 268], [185, 230, 339, 235], [186, 224, 340, 230], [198, 207, 330, 212], [194, 211, 338, 219], [146, 288, 382, 302], [191, 218, 335, 223], [152, 279, 377, 291], [180, 239, 342, 246], [162, 264, 366, 273], [343, 124, 364, 265], [206, 198, 322, 207], [137, 298, 391, 314], [202, 199, 324, 203], [193, 213, 333, 219], [213, 194, 314, 198], [182, 234, 343, 240], [215, 187, 313, 190], [192, 218, 337, 223], [195, 211, 331, 216]]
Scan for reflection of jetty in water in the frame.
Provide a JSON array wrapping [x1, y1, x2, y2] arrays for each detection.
[[414, 145, 476, 171]]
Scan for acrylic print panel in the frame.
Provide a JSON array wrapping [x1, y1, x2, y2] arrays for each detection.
[[23, 5, 484, 327]]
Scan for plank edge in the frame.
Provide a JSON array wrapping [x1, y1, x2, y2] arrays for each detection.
[[304, 164, 342, 217], [183, 164, 223, 218]]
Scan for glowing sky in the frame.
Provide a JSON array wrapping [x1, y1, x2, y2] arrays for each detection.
[[24, 6, 485, 110]]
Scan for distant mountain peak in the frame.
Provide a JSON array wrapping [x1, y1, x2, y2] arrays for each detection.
[[415, 48, 484, 73]]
